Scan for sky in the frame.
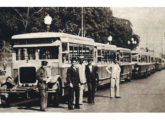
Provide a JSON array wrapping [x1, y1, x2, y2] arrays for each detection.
[[111, 7, 165, 55]]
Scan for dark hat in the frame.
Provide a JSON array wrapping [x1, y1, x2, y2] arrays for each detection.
[[87, 59, 91, 63], [41, 61, 48, 66], [71, 57, 77, 63]]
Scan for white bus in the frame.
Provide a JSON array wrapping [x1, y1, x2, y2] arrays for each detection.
[[2, 32, 94, 107]]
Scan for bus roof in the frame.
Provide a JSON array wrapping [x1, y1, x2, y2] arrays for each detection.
[[132, 50, 155, 57], [94, 42, 117, 50], [117, 47, 131, 52], [12, 32, 94, 43]]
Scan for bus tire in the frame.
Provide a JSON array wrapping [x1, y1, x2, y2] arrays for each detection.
[[144, 71, 148, 78], [53, 79, 62, 107], [1, 97, 9, 107], [53, 92, 59, 107], [126, 78, 131, 82]]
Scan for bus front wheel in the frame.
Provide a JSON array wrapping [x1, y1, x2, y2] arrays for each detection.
[[53, 79, 62, 107]]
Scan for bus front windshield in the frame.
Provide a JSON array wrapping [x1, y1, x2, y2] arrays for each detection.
[[15, 46, 59, 60], [132, 53, 138, 62]]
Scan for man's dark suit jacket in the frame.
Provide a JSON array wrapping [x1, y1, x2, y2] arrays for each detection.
[[85, 65, 98, 85], [66, 66, 80, 87]]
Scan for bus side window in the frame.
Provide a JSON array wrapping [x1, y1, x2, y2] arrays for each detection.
[[16, 49, 19, 60], [97, 50, 102, 63], [39, 47, 58, 59], [97, 57, 101, 63], [27, 48, 36, 60], [20, 48, 25, 60], [88, 46, 93, 61], [69, 43, 75, 62], [62, 53, 69, 63], [62, 43, 69, 63], [74, 45, 78, 59], [62, 43, 68, 52], [79, 45, 83, 56]]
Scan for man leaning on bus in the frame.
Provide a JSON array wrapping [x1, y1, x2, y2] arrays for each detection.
[[66, 58, 81, 110], [106, 59, 121, 98], [36, 61, 48, 111]]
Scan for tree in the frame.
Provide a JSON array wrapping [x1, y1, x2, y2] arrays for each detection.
[[109, 17, 134, 48], [0, 7, 140, 50], [131, 34, 140, 50]]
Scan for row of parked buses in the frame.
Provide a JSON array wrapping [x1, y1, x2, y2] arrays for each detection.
[[0, 32, 165, 107]]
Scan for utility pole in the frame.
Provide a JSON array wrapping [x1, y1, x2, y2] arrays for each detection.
[[81, 7, 84, 37], [163, 33, 165, 58]]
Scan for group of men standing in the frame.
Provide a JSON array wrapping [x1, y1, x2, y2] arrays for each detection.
[[0, 56, 121, 111], [66, 57, 98, 110], [36, 57, 121, 111], [66, 57, 121, 110]]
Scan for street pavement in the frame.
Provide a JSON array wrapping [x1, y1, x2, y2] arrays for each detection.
[[1, 70, 165, 112]]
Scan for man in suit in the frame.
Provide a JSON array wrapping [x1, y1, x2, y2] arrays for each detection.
[[36, 61, 48, 111], [66, 58, 80, 110], [85, 60, 98, 104], [106, 59, 121, 98]]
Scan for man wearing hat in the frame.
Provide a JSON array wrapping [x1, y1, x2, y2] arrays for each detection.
[[66, 58, 80, 110], [36, 61, 48, 111]]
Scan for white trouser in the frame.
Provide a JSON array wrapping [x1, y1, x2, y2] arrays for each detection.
[[0, 84, 1, 104], [79, 84, 85, 104], [110, 78, 120, 97]]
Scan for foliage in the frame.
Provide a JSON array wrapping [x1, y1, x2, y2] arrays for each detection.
[[0, 7, 140, 50]]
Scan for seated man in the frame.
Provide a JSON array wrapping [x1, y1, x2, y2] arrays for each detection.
[[0, 71, 17, 106]]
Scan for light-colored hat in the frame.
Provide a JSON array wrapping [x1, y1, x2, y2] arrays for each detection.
[[79, 56, 84, 59]]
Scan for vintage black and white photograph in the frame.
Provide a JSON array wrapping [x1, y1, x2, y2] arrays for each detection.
[[0, 6, 165, 113]]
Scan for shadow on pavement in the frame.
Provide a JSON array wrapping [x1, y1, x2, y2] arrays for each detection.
[[95, 94, 110, 98]]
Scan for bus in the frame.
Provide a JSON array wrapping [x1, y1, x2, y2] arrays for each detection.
[[1, 32, 95, 107], [94, 42, 117, 85], [155, 57, 165, 71], [117, 47, 133, 82], [132, 50, 155, 78]]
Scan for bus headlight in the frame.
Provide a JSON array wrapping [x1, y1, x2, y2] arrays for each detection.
[[136, 67, 139, 71]]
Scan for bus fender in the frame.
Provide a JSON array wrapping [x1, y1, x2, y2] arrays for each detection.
[[49, 75, 61, 84]]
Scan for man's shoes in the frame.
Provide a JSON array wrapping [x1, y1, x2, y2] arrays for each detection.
[[68, 107, 74, 110], [74, 105, 80, 109], [40, 109, 46, 112], [79, 102, 83, 105], [115, 96, 121, 98], [110, 96, 114, 98], [88, 100, 92, 104]]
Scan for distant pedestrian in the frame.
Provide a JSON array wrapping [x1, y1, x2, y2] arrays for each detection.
[[77, 57, 87, 105], [3, 62, 7, 71], [106, 59, 121, 98], [36, 61, 48, 111], [66, 58, 80, 110], [85, 60, 98, 103]]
